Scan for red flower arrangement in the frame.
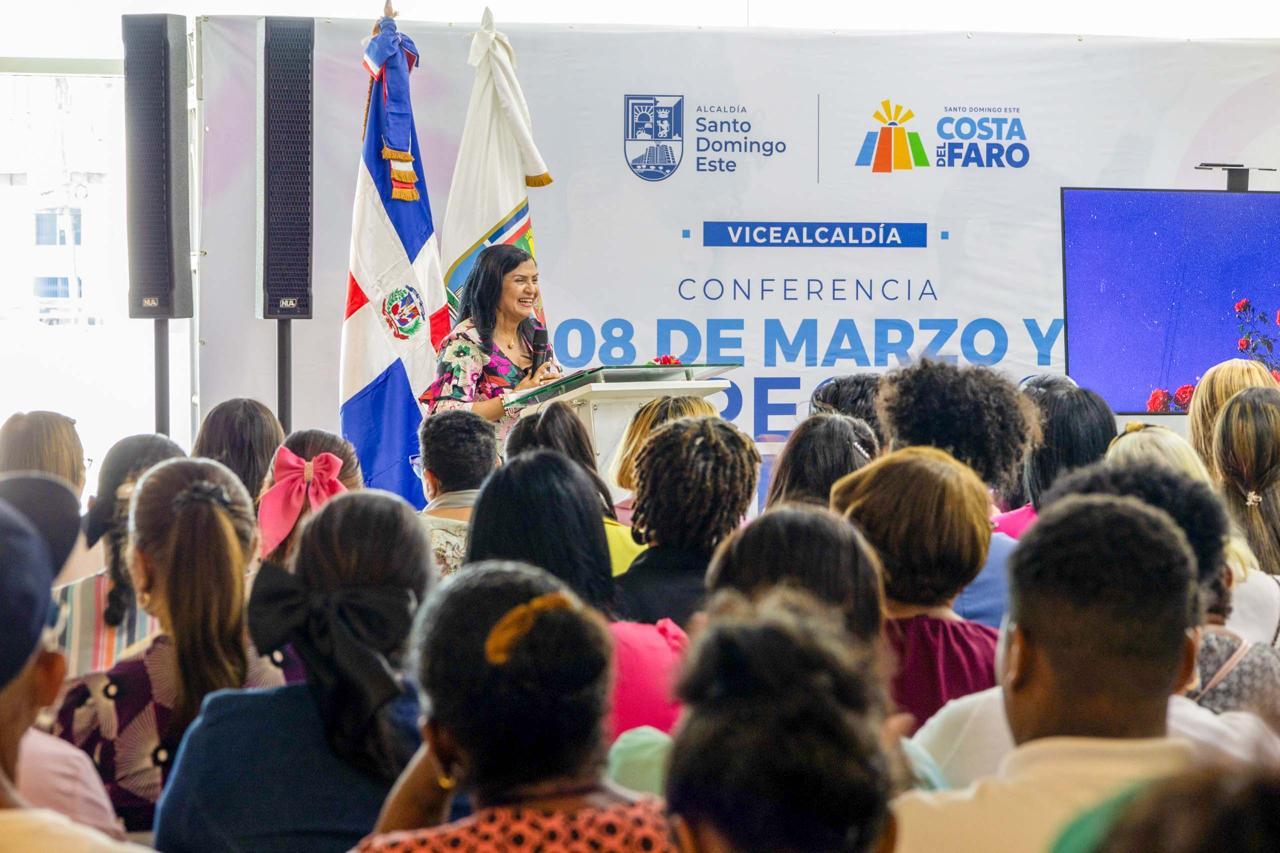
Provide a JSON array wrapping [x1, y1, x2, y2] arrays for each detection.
[[1148, 296, 1280, 411], [649, 354, 682, 365]]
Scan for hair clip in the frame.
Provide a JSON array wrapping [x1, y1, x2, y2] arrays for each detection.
[[484, 591, 579, 665], [1246, 490, 1264, 508]]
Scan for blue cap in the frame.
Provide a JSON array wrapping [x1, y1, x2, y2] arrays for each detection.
[[0, 497, 57, 690]]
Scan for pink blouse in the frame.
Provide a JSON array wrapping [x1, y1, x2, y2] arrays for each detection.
[[609, 619, 687, 740]]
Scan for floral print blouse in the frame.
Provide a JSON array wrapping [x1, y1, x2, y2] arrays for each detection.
[[420, 318, 561, 438], [52, 634, 285, 831]]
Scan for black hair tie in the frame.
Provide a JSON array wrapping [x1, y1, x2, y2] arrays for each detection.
[[171, 480, 233, 513]]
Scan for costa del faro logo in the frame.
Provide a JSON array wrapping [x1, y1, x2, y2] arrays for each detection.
[[382, 284, 426, 341], [624, 95, 684, 181], [855, 100, 930, 174]]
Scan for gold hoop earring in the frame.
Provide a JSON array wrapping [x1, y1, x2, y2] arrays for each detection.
[[437, 773, 457, 791]]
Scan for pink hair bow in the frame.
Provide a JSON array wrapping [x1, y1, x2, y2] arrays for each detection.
[[258, 446, 348, 557]]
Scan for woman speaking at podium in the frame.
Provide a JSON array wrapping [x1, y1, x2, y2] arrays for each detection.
[[421, 245, 562, 437]]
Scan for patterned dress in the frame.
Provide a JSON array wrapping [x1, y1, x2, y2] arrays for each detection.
[[52, 634, 285, 831], [420, 318, 561, 439], [354, 798, 677, 852]]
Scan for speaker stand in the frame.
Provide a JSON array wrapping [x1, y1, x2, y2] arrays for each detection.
[[277, 318, 292, 433], [154, 318, 170, 436]]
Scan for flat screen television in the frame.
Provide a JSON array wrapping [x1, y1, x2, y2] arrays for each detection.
[[1062, 188, 1280, 414]]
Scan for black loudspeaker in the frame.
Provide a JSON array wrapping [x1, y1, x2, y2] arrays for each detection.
[[122, 14, 192, 319], [256, 17, 314, 320]]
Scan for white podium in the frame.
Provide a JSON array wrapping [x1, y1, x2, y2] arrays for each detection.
[[504, 364, 736, 495]]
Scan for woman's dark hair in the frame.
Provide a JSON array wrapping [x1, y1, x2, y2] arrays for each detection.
[[667, 588, 891, 853], [192, 398, 285, 503], [877, 359, 1037, 493], [130, 458, 256, 733], [456, 244, 535, 353], [414, 561, 612, 802], [1045, 462, 1228, 619], [1023, 387, 1115, 510], [765, 414, 877, 508], [1097, 766, 1280, 853], [631, 416, 760, 556], [810, 374, 885, 447], [1002, 374, 1077, 508], [707, 505, 884, 643], [286, 491, 432, 782], [1213, 386, 1280, 574], [418, 409, 497, 493], [507, 402, 617, 519], [261, 430, 364, 565], [467, 449, 615, 613], [86, 434, 186, 628]]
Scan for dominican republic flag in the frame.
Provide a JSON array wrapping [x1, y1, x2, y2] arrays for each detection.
[[340, 16, 449, 509], [440, 8, 552, 319]]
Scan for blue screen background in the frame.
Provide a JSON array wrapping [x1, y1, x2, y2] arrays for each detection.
[[1062, 189, 1280, 413]]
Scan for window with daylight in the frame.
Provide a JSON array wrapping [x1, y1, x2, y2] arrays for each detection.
[[0, 71, 193, 493]]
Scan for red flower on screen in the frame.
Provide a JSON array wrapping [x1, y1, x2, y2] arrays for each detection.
[[1173, 384, 1195, 409], [1274, 309, 1280, 326], [1236, 298, 1251, 312], [1239, 337, 1252, 351], [1272, 370, 1280, 384], [1147, 388, 1171, 413]]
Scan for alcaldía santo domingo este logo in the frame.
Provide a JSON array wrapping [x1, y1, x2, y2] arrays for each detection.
[[624, 95, 684, 181], [855, 100, 930, 173]]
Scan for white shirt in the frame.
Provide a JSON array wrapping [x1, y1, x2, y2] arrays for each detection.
[[893, 737, 1193, 853], [0, 808, 145, 852], [912, 685, 1280, 788], [1227, 570, 1280, 647]]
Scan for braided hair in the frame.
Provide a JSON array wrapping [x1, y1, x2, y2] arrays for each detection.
[[630, 416, 760, 555]]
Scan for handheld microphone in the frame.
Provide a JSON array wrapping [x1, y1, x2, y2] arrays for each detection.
[[520, 315, 549, 374]]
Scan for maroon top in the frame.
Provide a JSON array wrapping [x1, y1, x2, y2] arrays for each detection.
[[885, 614, 999, 733]]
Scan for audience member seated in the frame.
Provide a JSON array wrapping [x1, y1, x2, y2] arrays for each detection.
[[667, 589, 892, 853], [0, 409, 87, 499], [467, 450, 685, 738], [810, 373, 886, 448], [993, 384, 1115, 538], [258, 429, 362, 566], [832, 447, 998, 732], [1085, 766, 1280, 853], [416, 410, 497, 576], [619, 415, 759, 628], [156, 491, 432, 852], [1187, 357, 1276, 468], [609, 395, 717, 525], [914, 461, 1280, 787], [876, 360, 1036, 627], [507, 401, 644, 576], [706, 503, 884, 643], [764, 413, 877, 508], [1059, 463, 1280, 720], [999, 374, 1077, 510], [891, 494, 1201, 852], [0, 486, 141, 850], [359, 562, 678, 852], [60, 435, 185, 678], [52, 458, 284, 830], [1214, 386, 1280, 579], [1104, 422, 1278, 645], [191, 397, 286, 504], [0, 475, 124, 840]]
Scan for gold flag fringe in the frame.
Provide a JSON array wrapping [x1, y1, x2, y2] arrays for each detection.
[[390, 167, 418, 183], [382, 146, 414, 162], [525, 172, 553, 188], [391, 187, 420, 201]]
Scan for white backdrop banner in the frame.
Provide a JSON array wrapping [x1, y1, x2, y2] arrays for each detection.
[[197, 18, 1280, 437]]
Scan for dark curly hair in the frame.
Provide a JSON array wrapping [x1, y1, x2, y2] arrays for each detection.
[[418, 409, 497, 493], [456, 244, 535, 354], [413, 561, 612, 802], [811, 374, 886, 447], [765, 413, 877, 508], [630, 416, 760, 556], [876, 359, 1036, 491], [1043, 461, 1228, 619], [667, 588, 892, 853]]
